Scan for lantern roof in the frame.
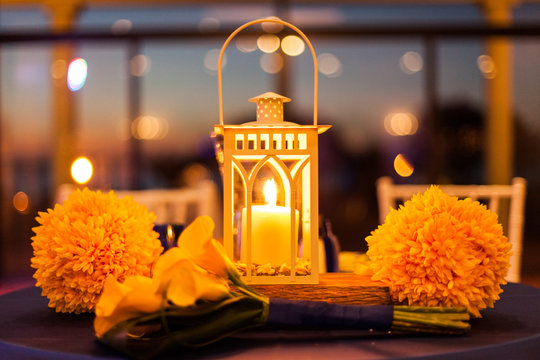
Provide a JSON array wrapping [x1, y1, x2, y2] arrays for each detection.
[[247, 91, 292, 125], [248, 92, 291, 103], [214, 90, 330, 134]]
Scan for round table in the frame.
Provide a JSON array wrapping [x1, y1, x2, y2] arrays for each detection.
[[1, 283, 539, 359]]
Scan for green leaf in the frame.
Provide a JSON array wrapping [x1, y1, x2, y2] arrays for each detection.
[[98, 295, 268, 359]]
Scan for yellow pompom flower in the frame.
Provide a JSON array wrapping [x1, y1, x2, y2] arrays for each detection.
[[366, 186, 511, 317], [31, 188, 163, 314]]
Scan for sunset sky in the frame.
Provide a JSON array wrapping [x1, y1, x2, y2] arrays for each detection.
[[1, 3, 540, 166]]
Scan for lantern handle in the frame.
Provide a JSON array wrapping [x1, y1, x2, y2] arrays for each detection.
[[218, 18, 318, 126]]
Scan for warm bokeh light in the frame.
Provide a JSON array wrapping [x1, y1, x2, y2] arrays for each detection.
[[318, 53, 342, 78], [236, 36, 257, 53], [204, 48, 226, 73], [131, 115, 169, 140], [50, 59, 67, 80], [71, 157, 93, 184], [257, 34, 280, 53], [67, 58, 88, 91], [111, 19, 132, 34], [477, 54, 496, 79], [394, 154, 414, 177], [13, 191, 29, 213], [260, 53, 283, 74], [261, 17, 283, 33], [281, 35, 305, 56], [198, 17, 220, 32], [399, 51, 423, 74], [384, 112, 418, 136], [129, 54, 151, 77]]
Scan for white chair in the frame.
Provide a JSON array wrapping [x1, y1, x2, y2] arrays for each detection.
[[376, 176, 527, 283], [116, 180, 219, 226], [55, 179, 222, 238]]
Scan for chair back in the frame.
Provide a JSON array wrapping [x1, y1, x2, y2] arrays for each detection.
[[55, 180, 222, 237], [116, 180, 221, 234], [376, 176, 527, 283]]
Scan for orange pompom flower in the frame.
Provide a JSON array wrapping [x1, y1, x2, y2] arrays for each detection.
[[366, 186, 511, 317], [31, 188, 163, 314]]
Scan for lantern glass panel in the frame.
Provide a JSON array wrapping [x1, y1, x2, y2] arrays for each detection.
[[298, 133, 307, 150], [260, 133, 270, 150], [247, 133, 257, 150], [285, 133, 295, 150], [235, 134, 244, 150], [272, 134, 282, 150]]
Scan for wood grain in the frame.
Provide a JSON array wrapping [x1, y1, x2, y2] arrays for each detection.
[[251, 273, 392, 305]]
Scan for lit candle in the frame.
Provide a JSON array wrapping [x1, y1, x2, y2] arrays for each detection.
[[242, 179, 299, 266]]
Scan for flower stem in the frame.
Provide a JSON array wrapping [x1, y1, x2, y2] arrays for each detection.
[[227, 268, 268, 304]]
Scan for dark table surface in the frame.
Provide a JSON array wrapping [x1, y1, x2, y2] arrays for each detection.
[[1, 283, 539, 359]]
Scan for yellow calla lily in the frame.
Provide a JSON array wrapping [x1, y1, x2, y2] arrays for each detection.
[[152, 247, 190, 293], [166, 260, 230, 307], [152, 248, 230, 307], [94, 275, 162, 337], [95, 276, 130, 318], [94, 217, 243, 339], [176, 216, 237, 278]]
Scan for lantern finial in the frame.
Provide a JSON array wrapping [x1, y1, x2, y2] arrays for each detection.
[[249, 92, 291, 124]]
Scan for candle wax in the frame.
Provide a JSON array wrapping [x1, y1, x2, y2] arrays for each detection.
[[242, 205, 299, 266]]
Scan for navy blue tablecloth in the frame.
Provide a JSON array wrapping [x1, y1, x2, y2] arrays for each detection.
[[1, 283, 539, 359]]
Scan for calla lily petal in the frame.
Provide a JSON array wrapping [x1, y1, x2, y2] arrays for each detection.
[[176, 216, 234, 277], [95, 276, 130, 318], [167, 270, 197, 308], [152, 247, 191, 284], [94, 275, 163, 337], [177, 216, 214, 258], [161, 258, 230, 307], [196, 239, 231, 278], [193, 271, 230, 302]]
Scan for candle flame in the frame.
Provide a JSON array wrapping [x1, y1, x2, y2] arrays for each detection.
[[166, 224, 174, 241], [166, 224, 175, 248], [264, 179, 277, 206]]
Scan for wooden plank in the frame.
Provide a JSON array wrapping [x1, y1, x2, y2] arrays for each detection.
[[251, 273, 391, 305]]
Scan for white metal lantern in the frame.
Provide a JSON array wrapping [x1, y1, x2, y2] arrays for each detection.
[[214, 19, 330, 284]]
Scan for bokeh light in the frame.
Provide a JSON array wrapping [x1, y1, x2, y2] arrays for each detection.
[[204, 48, 227, 73], [131, 115, 169, 140], [67, 58, 88, 91], [281, 35, 305, 56], [198, 17, 220, 32], [111, 19, 132, 34], [384, 112, 418, 136], [260, 53, 283, 74], [477, 54, 496, 79], [399, 51, 423, 74], [257, 34, 280, 53], [394, 154, 414, 177], [318, 53, 342, 78], [129, 54, 151, 77], [71, 157, 93, 184], [181, 163, 211, 186], [50, 59, 67, 79], [261, 17, 283, 33], [236, 36, 257, 53], [13, 191, 29, 214]]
